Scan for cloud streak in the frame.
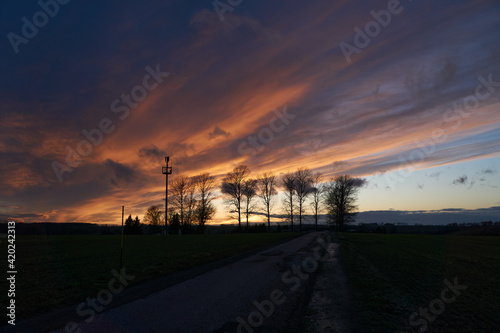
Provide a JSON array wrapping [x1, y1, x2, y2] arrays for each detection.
[[1, 0, 499, 223]]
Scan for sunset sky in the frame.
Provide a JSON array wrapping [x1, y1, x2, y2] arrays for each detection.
[[1, 0, 499, 225]]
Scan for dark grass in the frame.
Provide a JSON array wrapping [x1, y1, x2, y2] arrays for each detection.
[[0, 233, 298, 320], [338, 233, 500, 333]]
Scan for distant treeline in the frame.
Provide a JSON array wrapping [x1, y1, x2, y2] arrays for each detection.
[[355, 222, 500, 236], [1, 221, 498, 236], [0, 222, 161, 235], [0, 221, 328, 235]]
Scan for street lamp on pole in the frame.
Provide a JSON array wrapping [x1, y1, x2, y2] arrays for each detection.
[[162, 156, 172, 235]]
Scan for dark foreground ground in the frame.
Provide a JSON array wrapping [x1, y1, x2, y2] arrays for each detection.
[[338, 233, 500, 333], [5, 232, 497, 332], [6, 232, 349, 332], [43, 232, 339, 333], [0, 233, 298, 322]]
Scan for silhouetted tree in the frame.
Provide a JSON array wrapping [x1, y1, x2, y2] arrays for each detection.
[[281, 172, 296, 232], [124, 215, 142, 234], [166, 207, 176, 233], [310, 172, 325, 231], [195, 173, 217, 233], [170, 212, 181, 234], [124, 215, 134, 235], [325, 175, 363, 231], [170, 175, 190, 226], [133, 216, 142, 234], [294, 168, 313, 232], [257, 172, 277, 232], [242, 178, 258, 231], [221, 165, 250, 230], [144, 205, 163, 234], [185, 177, 197, 232]]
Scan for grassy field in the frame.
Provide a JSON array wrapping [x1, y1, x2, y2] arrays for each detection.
[[0, 233, 298, 320], [338, 233, 500, 333]]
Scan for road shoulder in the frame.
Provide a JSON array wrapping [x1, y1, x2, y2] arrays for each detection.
[[304, 233, 365, 333]]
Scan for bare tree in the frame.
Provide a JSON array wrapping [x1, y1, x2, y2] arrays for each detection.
[[143, 204, 164, 234], [257, 172, 277, 232], [324, 175, 364, 231], [294, 168, 313, 232], [170, 175, 190, 226], [242, 178, 258, 231], [310, 172, 325, 231], [194, 172, 217, 233], [221, 165, 250, 230], [184, 177, 197, 231], [166, 207, 178, 234], [281, 172, 296, 232]]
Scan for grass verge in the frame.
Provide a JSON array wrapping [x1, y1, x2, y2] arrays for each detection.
[[338, 233, 500, 333]]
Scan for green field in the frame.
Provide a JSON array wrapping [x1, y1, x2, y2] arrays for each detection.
[[338, 233, 500, 333], [0, 233, 297, 320]]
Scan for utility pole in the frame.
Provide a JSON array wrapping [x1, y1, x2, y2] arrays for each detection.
[[120, 205, 124, 278], [162, 156, 172, 235]]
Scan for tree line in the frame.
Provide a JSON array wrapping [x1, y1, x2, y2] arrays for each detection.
[[140, 173, 216, 234], [139, 165, 364, 234]]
